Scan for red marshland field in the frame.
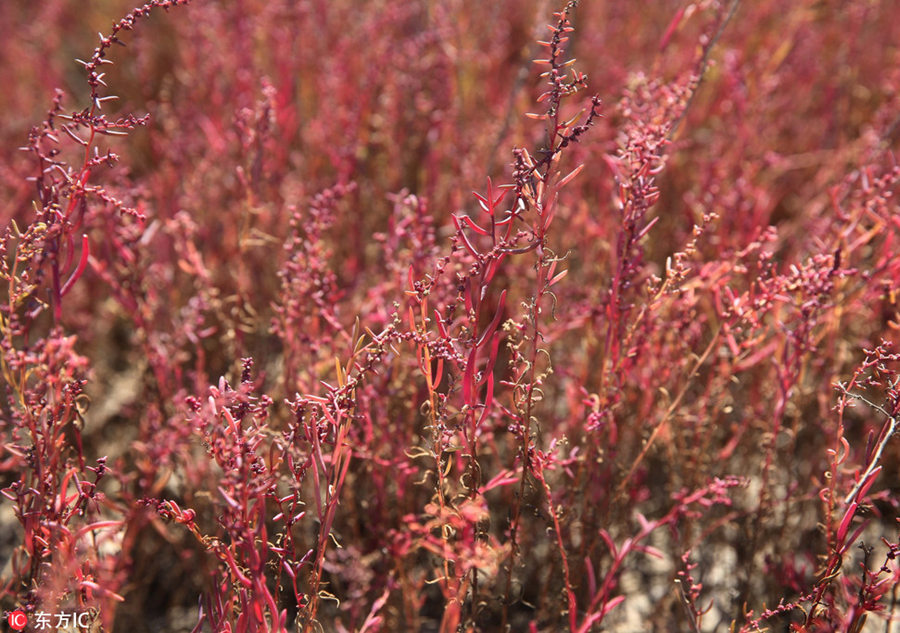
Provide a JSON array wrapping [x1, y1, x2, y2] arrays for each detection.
[[1, 1, 899, 631]]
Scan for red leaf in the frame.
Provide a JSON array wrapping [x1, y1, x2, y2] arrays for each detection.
[[659, 6, 686, 51], [556, 163, 584, 190], [477, 290, 508, 347], [460, 214, 490, 235], [836, 502, 857, 544], [462, 346, 477, 405], [60, 234, 90, 297], [458, 226, 480, 257], [477, 372, 494, 426]]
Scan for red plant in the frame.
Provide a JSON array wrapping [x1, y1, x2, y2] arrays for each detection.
[[2, 1, 900, 632]]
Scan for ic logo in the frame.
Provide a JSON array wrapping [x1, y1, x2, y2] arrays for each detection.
[[7, 610, 27, 631]]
